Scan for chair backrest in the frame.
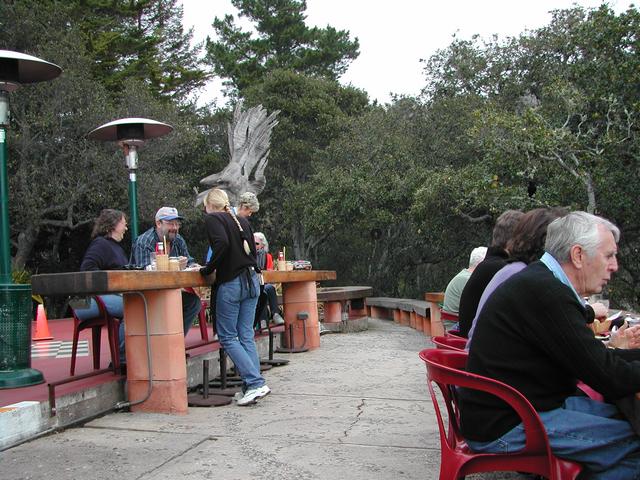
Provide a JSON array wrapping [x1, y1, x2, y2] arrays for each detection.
[[419, 348, 551, 457], [432, 335, 468, 351], [441, 310, 459, 322]]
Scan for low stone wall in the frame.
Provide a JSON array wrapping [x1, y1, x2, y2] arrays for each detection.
[[366, 297, 444, 337]]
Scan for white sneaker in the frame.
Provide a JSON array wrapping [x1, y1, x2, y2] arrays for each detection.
[[236, 384, 271, 406], [271, 313, 285, 325], [233, 390, 244, 402]]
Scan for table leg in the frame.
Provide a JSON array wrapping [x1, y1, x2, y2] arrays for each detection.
[[123, 289, 188, 414], [281, 281, 320, 350]]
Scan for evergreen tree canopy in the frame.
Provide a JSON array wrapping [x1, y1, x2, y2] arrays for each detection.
[[69, 0, 207, 102], [205, 0, 360, 95]]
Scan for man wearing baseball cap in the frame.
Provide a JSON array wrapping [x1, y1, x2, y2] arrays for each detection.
[[130, 206, 201, 335]]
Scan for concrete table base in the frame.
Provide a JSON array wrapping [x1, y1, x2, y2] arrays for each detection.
[[124, 290, 188, 414], [281, 281, 320, 350]]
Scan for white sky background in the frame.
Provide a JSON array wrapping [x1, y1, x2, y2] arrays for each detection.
[[181, 0, 633, 106]]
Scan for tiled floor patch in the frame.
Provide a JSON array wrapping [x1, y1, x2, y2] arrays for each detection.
[[31, 341, 88, 358]]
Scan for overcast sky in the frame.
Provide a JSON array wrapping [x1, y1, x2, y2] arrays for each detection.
[[181, 0, 633, 106]]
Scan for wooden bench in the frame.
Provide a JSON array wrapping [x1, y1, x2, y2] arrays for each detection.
[[316, 286, 373, 333], [366, 296, 444, 336]]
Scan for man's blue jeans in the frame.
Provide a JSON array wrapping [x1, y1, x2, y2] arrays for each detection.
[[259, 283, 281, 321], [215, 270, 264, 390], [466, 396, 640, 479], [181, 290, 202, 335]]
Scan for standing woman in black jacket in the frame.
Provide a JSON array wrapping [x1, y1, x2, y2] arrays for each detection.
[[200, 189, 270, 406]]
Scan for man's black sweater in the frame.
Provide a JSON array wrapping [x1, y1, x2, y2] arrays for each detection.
[[461, 261, 640, 442]]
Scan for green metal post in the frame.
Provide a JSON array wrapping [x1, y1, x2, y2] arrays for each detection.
[[0, 96, 43, 389], [128, 170, 139, 244], [0, 125, 12, 284]]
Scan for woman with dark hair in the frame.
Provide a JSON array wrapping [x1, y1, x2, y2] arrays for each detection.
[[75, 209, 128, 363], [80, 209, 128, 271], [466, 207, 568, 345], [200, 189, 270, 406]]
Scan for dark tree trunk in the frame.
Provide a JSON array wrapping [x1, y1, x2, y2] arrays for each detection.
[[14, 224, 40, 272]]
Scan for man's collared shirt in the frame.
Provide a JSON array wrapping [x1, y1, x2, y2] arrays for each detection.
[[130, 227, 195, 267], [540, 251, 584, 304]]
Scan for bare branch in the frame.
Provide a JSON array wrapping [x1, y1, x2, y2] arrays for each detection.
[[459, 212, 491, 223], [40, 218, 93, 229]]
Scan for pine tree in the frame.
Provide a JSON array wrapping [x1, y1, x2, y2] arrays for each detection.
[[205, 0, 359, 95]]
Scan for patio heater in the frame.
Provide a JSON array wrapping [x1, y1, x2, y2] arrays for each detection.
[[0, 50, 61, 388], [88, 118, 173, 243]]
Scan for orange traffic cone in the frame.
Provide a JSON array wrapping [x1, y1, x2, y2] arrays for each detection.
[[33, 304, 53, 341]]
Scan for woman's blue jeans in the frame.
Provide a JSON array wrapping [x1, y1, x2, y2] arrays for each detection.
[[466, 396, 640, 479], [215, 270, 264, 390], [74, 294, 126, 362]]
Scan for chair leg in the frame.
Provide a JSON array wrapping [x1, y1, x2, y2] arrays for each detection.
[[92, 326, 102, 370], [198, 303, 209, 342], [70, 321, 80, 376], [107, 318, 120, 373]]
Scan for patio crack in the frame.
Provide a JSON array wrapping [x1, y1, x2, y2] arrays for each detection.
[[134, 435, 218, 480], [339, 398, 365, 442]]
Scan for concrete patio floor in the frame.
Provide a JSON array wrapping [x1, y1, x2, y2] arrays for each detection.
[[0, 317, 527, 480]]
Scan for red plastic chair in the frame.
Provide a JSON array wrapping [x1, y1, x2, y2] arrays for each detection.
[[441, 309, 459, 323], [197, 298, 210, 341], [184, 287, 211, 341], [70, 296, 120, 375], [418, 348, 582, 480], [432, 335, 467, 351]]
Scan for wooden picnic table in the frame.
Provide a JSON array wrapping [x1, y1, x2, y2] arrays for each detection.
[[31, 269, 336, 414]]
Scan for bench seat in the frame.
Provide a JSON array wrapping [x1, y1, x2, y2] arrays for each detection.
[[366, 297, 443, 336], [316, 286, 373, 333]]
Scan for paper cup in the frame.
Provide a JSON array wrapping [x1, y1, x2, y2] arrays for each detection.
[[169, 257, 180, 271], [156, 254, 169, 271], [277, 261, 287, 271]]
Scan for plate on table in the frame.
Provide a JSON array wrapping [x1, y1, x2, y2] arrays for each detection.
[[607, 311, 622, 321]]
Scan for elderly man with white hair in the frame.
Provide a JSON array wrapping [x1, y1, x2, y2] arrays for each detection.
[[441, 246, 487, 330], [462, 211, 640, 479]]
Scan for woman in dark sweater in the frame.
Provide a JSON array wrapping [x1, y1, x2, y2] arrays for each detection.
[[75, 209, 128, 362], [200, 189, 270, 406]]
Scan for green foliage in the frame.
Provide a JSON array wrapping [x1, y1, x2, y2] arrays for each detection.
[[241, 70, 368, 259], [414, 4, 640, 306], [2, 0, 640, 310], [205, 0, 359, 95], [3, 0, 208, 102], [71, 0, 207, 101], [0, 1, 214, 273], [293, 102, 436, 296]]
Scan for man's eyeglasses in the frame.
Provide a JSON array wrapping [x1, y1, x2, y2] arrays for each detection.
[[162, 220, 181, 227]]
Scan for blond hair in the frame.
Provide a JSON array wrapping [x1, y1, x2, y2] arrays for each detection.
[[204, 189, 229, 212], [205, 188, 247, 240]]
